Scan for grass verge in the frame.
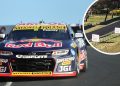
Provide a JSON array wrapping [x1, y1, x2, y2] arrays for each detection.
[[84, 15, 119, 34], [90, 32, 120, 53], [84, 15, 118, 26]]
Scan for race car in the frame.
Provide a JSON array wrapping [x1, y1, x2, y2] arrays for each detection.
[[0, 23, 87, 77]]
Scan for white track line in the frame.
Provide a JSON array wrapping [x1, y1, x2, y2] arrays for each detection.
[[4, 82, 13, 86]]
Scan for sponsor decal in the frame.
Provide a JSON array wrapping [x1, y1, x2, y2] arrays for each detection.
[[5, 42, 33, 48], [79, 51, 86, 61], [14, 25, 40, 31], [61, 60, 71, 66], [0, 59, 8, 65], [34, 42, 62, 48], [57, 57, 74, 63], [52, 50, 69, 55], [20, 39, 41, 42], [39, 25, 67, 31], [57, 58, 74, 72], [16, 55, 47, 58], [13, 24, 67, 31], [5, 41, 62, 48], [71, 42, 77, 48], [58, 66, 71, 72], [10, 39, 61, 43], [0, 66, 7, 72], [12, 71, 52, 75], [0, 59, 8, 63]]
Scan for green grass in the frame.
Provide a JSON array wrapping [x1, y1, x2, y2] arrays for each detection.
[[90, 32, 120, 53], [85, 15, 119, 34], [84, 15, 118, 26], [85, 14, 120, 53]]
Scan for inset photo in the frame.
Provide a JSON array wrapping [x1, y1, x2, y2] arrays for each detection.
[[83, 0, 120, 54]]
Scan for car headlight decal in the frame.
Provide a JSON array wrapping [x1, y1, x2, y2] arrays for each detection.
[[52, 49, 69, 56]]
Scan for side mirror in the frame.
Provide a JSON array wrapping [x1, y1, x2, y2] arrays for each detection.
[[75, 33, 83, 38], [0, 34, 5, 39]]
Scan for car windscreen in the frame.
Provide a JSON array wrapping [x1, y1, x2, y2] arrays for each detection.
[[7, 29, 70, 41], [71, 26, 82, 33]]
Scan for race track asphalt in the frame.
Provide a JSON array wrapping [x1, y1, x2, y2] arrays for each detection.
[[0, 46, 120, 86], [86, 20, 120, 40]]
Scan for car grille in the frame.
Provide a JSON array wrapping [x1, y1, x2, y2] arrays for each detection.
[[10, 58, 55, 72]]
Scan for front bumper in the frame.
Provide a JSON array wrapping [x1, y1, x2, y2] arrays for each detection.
[[0, 56, 77, 77], [0, 71, 77, 77]]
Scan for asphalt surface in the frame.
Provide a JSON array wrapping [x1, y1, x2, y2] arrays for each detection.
[[0, 46, 120, 86], [86, 20, 120, 40]]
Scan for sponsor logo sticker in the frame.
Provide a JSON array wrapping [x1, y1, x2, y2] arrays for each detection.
[[16, 55, 47, 58], [5, 41, 62, 48], [58, 66, 71, 72], [61, 60, 71, 66], [13, 24, 67, 31], [0, 59, 8, 63], [57, 57, 74, 63], [0, 66, 7, 72], [0, 59, 8, 65], [12, 71, 52, 75]]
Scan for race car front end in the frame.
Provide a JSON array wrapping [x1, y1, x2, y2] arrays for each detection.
[[0, 49, 77, 77], [0, 23, 80, 77]]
